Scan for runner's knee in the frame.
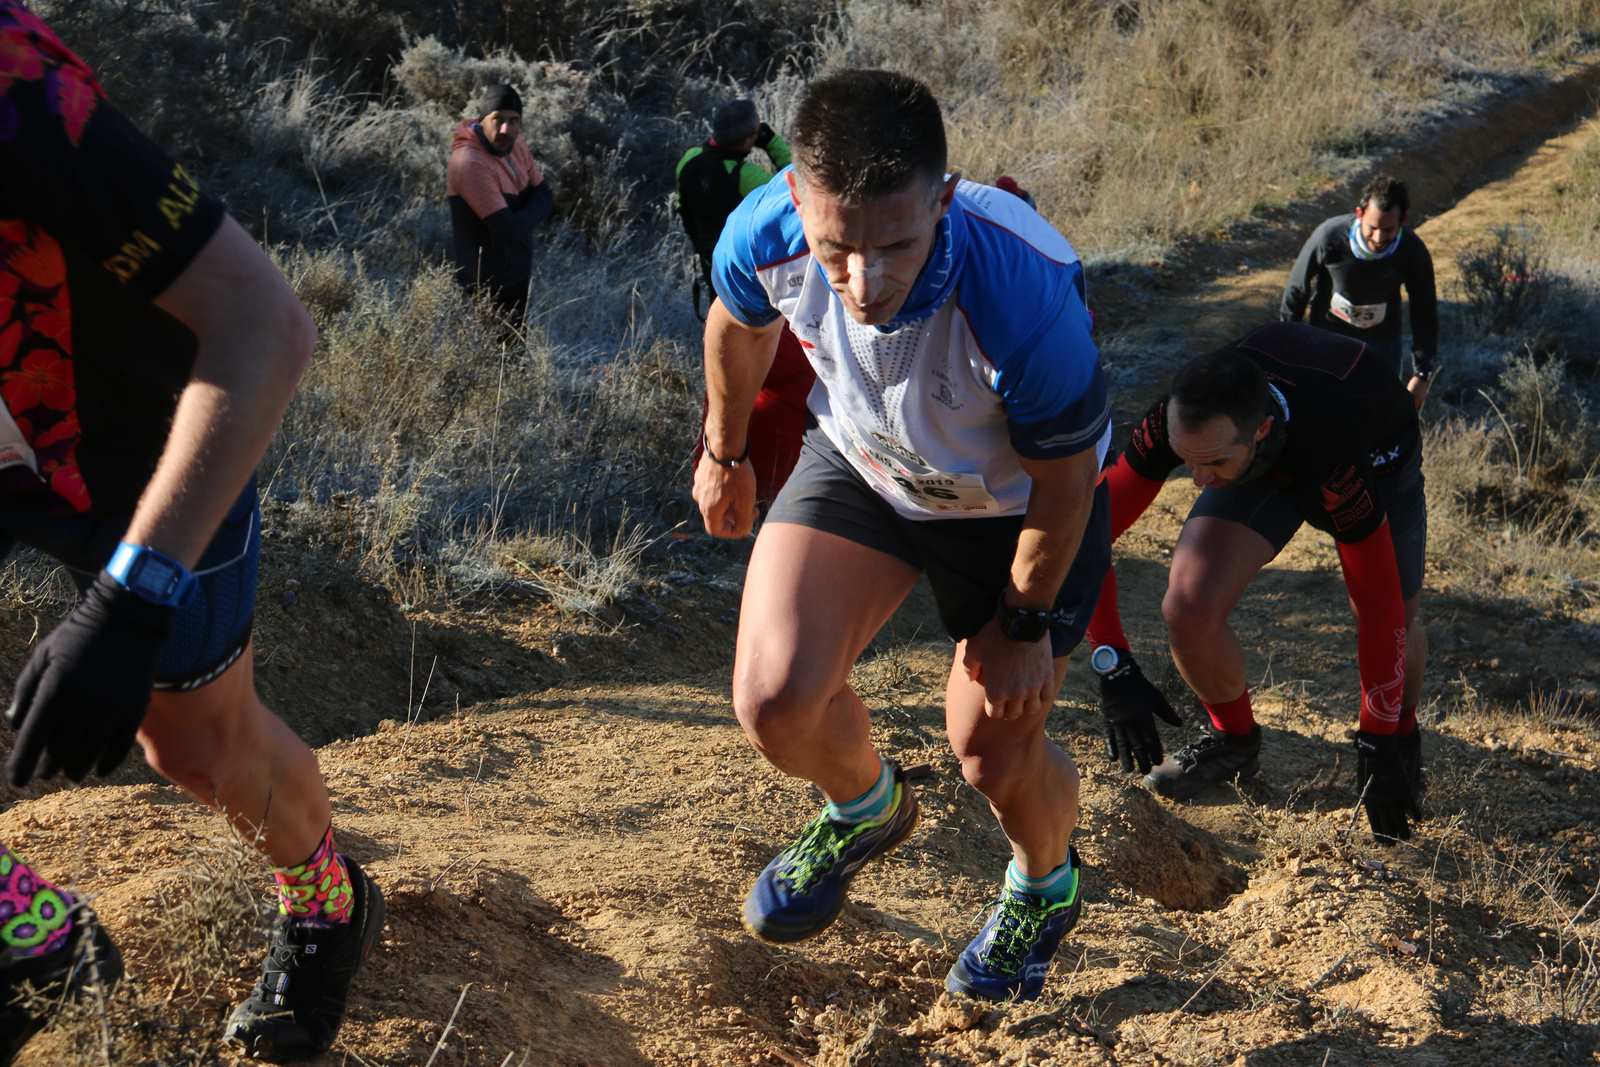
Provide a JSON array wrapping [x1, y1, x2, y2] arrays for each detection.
[[1162, 584, 1225, 648], [732, 669, 833, 748], [955, 734, 1040, 806], [138, 686, 266, 797]]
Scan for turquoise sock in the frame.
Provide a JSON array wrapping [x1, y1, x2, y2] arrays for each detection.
[[826, 759, 894, 824], [1006, 855, 1078, 905]]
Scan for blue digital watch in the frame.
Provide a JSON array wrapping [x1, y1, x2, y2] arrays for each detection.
[[104, 542, 197, 607]]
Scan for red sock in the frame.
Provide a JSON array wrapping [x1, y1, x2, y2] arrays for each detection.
[[1203, 691, 1255, 735], [1085, 566, 1128, 651], [1398, 704, 1417, 734]]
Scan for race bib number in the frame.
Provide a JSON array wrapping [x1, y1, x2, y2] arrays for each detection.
[[845, 427, 998, 514], [0, 404, 38, 476], [1330, 291, 1387, 329]]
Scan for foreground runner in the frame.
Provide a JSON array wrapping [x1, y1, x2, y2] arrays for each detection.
[[0, 4, 381, 1058], [695, 69, 1112, 1001], [1084, 323, 1427, 842], [1281, 174, 1438, 407]]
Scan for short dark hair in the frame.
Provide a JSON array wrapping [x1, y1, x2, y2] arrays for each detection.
[[790, 69, 946, 201], [1359, 174, 1409, 216], [1169, 348, 1270, 441], [713, 99, 759, 144]]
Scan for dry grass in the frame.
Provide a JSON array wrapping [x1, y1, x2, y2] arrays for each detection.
[[814, 0, 1599, 259]]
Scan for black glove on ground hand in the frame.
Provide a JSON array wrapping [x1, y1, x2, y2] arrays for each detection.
[[1099, 653, 1184, 775], [755, 121, 776, 150], [6, 573, 174, 787], [1354, 729, 1423, 844]]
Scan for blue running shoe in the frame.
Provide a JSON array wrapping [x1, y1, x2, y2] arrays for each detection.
[[742, 763, 919, 943], [945, 848, 1083, 1002]]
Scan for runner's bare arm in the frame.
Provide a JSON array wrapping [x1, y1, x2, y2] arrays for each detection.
[[123, 217, 316, 567], [703, 297, 782, 457], [695, 298, 784, 537], [1007, 449, 1100, 610]]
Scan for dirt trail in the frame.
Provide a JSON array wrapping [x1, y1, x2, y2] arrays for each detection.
[[10, 71, 1600, 1067]]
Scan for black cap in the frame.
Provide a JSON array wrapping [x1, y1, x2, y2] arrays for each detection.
[[712, 99, 759, 144], [479, 83, 523, 118]]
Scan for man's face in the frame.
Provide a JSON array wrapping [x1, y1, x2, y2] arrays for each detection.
[[1354, 200, 1404, 254], [788, 170, 957, 326], [482, 110, 522, 152], [1167, 402, 1274, 489]]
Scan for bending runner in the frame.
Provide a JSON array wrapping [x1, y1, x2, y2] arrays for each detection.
[[1084, 323, 1427, 843], [695, 69, 1112, 1002], [1281, 174, 1438, 408], [0, 4, 382, 1059]]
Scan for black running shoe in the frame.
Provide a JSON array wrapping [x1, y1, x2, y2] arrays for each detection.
[[0, 901, 123, 1067], [1144, 726, 1262, 800], [223, 856, 384, 1063]]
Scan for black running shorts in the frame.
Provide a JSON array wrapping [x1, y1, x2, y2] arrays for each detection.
[[1187, 451, 1426, 600], [765, 427, 1112, 656]]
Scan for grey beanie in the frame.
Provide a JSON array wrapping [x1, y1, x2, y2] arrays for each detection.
[[712, 99, 759, 144]]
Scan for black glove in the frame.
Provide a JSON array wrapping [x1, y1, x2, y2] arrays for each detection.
[[1099, 653, 1184, 775], [755, 122, 776, 150], [1354, 729, 1423, 844], [6, 573, 174, 787]]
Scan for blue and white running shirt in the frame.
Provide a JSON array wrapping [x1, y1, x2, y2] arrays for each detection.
[[712, 172, 1110, 520]]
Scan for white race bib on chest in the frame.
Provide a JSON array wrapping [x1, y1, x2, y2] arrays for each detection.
[[1330, 291, 1386, 329]]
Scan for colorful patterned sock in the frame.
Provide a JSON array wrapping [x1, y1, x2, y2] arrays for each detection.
[[0, 844, 74, 959], [1006, 855, 1078, 905], [825, 757, 894, 825], [272, 826, 354, 926]]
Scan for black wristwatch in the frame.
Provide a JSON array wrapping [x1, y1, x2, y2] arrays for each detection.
[[997, 601, 1052, 642]]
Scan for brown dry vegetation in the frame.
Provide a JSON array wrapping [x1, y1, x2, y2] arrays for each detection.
[[5, 1, 1600, 1065]]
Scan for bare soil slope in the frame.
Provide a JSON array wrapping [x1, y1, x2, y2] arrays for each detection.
[[9, 68, 1600, 1067]]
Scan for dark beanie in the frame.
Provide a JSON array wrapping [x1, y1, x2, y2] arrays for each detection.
[[712, 99, 759, 144], [479, 83, 523, 117]]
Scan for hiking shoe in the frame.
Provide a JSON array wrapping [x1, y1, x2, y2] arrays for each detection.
[[742, 763, 919, 943], [1145, 725, 1262, 800], [223, 856, 385, 1063], [945, 849, 1083, 1002], [0, 901, 123, 1067]]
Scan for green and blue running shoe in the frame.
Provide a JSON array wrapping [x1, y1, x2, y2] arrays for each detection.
[[945, 848, 1083, 1002], [741, 763, 919, 943]]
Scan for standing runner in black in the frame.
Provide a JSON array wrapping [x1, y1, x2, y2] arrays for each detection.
[[0, 3, 381, 1060], [1082, 323, 1428, 843], [1281, 175, 1438, 410]]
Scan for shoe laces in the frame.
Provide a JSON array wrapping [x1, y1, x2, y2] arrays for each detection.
[[979, 893, 1056, 975], [252, 921, 316, 1005], [1172, 732, 1231, 768], [776, 813, 869, 893]]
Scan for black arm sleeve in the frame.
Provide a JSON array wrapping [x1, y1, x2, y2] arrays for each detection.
[[1280, 231, 1321, 323], [1404, 239, 1439, 373]]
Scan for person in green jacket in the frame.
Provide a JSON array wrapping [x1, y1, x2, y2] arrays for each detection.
[[676, 99, 792, 312]]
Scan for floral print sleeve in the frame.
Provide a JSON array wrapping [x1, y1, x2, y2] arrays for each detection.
[[0, 1, 225, 513]]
